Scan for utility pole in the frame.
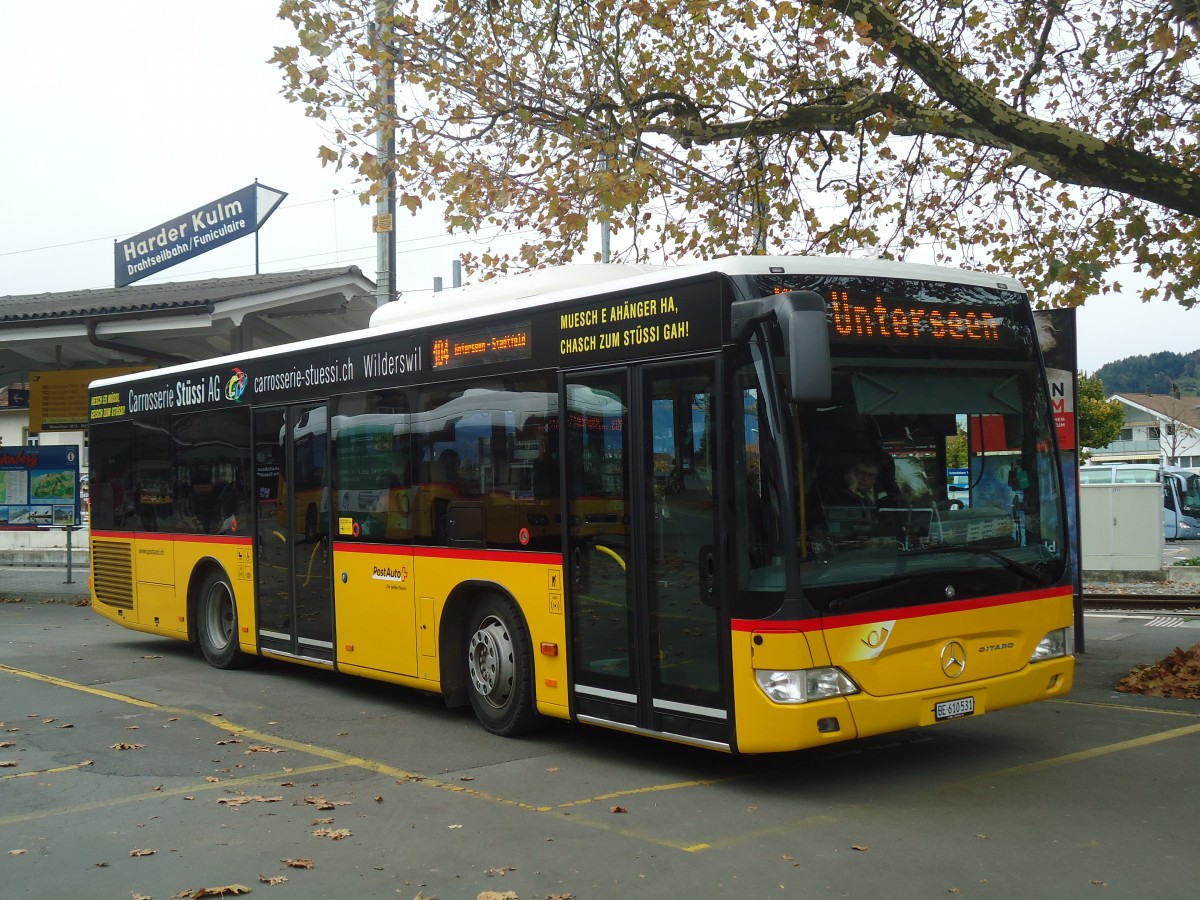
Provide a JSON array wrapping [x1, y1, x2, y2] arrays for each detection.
[[371, 0, 397, 306]]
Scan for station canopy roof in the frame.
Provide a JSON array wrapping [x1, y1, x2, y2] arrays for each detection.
[[0, 267, 379, 380]]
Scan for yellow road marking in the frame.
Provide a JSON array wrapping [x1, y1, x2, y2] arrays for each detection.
[[1053, 698, 1200, 718], [985, 720, 1200, 779], [0, 764, 342, 827], [555, 777, 736, 810], [1, 661, 724, 850], [0, 662, 553, 813], [14, 661, 1195, 853], [1, 761, 96, 780]]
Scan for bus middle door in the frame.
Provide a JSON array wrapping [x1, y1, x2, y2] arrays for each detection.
[[253, 403, 335, 664], [564, 359, 730, 748]]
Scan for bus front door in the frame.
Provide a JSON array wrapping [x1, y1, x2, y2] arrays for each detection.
[[564, 360, 729, 747], [253, 403, 335, 663]]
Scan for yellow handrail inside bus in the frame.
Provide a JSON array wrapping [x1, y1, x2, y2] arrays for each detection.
[[594, 543, 626, 572]]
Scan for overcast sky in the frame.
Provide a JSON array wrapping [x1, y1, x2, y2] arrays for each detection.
[[1, 0, 1195, 375]]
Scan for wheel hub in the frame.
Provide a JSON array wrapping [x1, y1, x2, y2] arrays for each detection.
[[468, 616, 514, 708]]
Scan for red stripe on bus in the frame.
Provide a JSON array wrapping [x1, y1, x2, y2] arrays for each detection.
[[332, 543, 562, 566], [732, 585, 1069, 633], [89, 530, 251, 546]]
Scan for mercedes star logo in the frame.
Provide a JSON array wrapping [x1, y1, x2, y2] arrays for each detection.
[[940, 640, 967, 679]]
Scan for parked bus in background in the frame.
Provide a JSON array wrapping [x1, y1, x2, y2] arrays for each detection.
[[87, 256, 1073, 754], [1078, 463, 1200, 540]]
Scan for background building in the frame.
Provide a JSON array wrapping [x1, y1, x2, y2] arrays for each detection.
[[0, 267, 378, 556], [1086, 389, 1200, 467]]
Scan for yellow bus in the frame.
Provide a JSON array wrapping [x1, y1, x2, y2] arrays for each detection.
[[87, 257, 1073, 752]]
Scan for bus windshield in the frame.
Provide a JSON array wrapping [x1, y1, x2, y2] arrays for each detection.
[[1177, 471, 1200, 519], [792, 359, 1065, 612]]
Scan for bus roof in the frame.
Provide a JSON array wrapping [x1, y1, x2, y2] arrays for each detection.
[[370, 255, 1029, 331], [90, 255, 1029, 390]]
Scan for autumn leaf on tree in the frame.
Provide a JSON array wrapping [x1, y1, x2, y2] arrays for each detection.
[[275, 0, 1200, 310]]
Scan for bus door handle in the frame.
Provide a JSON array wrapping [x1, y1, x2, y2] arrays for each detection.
[[699, 544, 717, 607]]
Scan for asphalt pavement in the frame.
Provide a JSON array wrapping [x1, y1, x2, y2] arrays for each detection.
[[4, 588, 1200, 898]]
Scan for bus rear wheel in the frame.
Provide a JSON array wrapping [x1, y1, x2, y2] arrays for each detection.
[[197, 569, 244, 669], [465, 594, 540, 736]]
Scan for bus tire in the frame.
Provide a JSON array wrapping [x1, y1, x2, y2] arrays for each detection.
[[465, 593, 540, 736], [196, 569, 244, 669]]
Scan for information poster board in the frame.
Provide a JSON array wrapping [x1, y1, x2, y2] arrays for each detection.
[[29, 366, 151, 433], [0, 446, 81, 528]]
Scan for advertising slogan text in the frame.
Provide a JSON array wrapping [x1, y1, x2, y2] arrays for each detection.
[[558, 292, 705, 360]]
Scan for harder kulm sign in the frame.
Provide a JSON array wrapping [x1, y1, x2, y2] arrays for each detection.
[[114, 182, 287, 287]]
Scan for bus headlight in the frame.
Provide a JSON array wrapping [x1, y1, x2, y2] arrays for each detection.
[[755, 667, 860, 704], [1029, 626, 1072, 662]]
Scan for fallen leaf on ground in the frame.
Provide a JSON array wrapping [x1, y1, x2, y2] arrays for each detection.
[[110, 743, 145, 750], [281, 858, 314, 869], [217, 795, 283, 807], [244, 745, 284, 754], [259, 875, 288, 885], [303, 796, 349, 810], [851, 844, 868, 851], [188, 886, 253, 898], [1117, 644, 1200, 699], [609, 806, 628, 814], [312, 828, 352, 840], [129, 848, 157, 857]]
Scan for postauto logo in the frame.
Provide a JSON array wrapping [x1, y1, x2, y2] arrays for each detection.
[[225, 367, 248, 403]]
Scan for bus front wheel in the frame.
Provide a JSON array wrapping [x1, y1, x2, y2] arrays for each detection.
[[465, 594, 539, 736], [196, 569, 244, 669]]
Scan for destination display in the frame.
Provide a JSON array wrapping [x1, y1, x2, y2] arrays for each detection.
[[431, 320, 532, 370], [755, 275, 1031, 352]]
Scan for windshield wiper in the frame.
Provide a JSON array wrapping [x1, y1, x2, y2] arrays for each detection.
[[822, 575, 915, 613], [907, 545, 1049, 585]]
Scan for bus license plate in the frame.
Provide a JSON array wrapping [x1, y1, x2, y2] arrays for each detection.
[[935, 697, 975, 721]]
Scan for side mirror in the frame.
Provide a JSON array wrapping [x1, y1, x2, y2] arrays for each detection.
[[730, 290, 831, 403], [776, 291, 832, 402]]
